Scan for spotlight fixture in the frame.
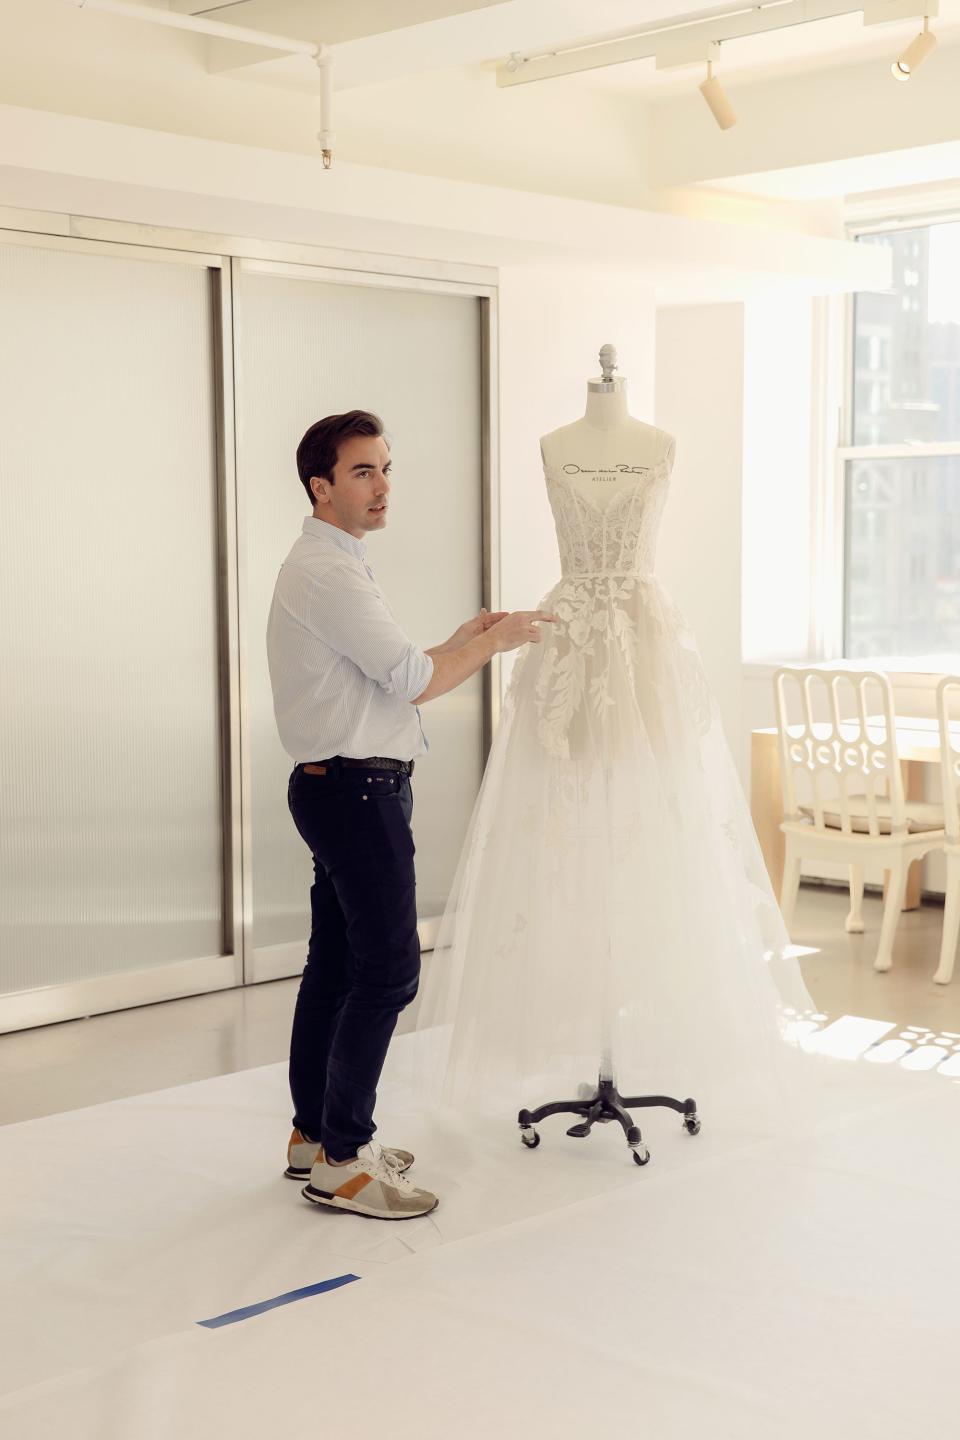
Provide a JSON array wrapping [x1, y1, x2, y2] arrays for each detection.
[[699, 47, 737, 130], [892, 15, 937, 80]]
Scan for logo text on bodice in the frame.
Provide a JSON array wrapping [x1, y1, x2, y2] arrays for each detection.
[[562, 463, 652, 483]]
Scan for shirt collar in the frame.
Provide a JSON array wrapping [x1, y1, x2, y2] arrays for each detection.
[[302, 516, 367, 562]]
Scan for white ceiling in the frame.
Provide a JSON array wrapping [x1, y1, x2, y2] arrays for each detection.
[[8, 1, 960, 210], [175, 0, 960, 94]]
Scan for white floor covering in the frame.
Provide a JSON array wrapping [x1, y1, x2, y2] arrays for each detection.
[[1, 1035, 957, 1438]]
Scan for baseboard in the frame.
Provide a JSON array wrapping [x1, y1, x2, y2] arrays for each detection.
[[0, 952, 242, 1035]]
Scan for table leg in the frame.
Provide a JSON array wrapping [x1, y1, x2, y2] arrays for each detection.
[[751, 731, 784, 899]]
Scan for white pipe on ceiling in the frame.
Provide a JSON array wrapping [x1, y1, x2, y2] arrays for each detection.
[[58, 0, 336, 163], [59, 0, 319, 56]]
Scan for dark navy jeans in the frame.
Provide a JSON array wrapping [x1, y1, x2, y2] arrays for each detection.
[[286, 760, 421, 1162]]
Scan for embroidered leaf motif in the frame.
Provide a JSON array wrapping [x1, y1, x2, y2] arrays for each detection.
[[524, 457, 718, 764]]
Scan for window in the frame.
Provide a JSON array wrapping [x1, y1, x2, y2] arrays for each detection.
[[843, 221, 960, 658]]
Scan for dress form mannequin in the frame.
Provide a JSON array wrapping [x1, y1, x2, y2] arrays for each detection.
[[516, 346, 697, 1162], [540, 345, 676, 502], [411, 339, 808, 1164]]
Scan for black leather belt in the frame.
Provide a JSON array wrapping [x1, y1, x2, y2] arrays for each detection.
[[303, 756, 414, 776]]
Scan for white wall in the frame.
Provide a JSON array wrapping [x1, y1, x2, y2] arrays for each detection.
[[655, 303, 747, 776], [741, 295, 815, 664], [0, 104, 889, 305]]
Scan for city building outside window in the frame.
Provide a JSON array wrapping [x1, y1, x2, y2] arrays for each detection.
[[844, 221, 960, 660]]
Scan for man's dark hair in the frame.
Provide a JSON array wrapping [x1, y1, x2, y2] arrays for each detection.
[[296, 410, 385, 503]]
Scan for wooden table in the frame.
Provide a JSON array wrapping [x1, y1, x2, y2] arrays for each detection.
[[750, 716, 955, 912]]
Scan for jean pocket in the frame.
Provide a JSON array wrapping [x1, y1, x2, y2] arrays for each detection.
[[356, 772, 401, 798], [349, 781, 413, 862]]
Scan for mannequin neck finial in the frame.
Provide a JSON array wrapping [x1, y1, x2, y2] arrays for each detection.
[[584, 380, 629, 430]]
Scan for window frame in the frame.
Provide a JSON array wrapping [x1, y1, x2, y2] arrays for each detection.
[[814, 210, 960, 665]]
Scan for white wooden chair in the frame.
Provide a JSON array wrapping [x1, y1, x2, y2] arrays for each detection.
[[934, 676, 960, 984], [773, 667, 945, 973]]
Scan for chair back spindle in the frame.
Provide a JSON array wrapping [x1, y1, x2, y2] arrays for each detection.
[[773, 668, 905, 838]]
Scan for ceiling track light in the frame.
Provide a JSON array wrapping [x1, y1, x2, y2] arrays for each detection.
[[892, 14, 937, 81], [699, 45, 737, 130]]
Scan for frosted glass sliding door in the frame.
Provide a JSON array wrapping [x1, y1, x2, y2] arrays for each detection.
[[235, 261, 489, 981], [0, 238, 238, 1030]]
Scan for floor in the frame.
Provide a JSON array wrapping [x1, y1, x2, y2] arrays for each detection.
[[2, 882, 959, 1439], [793, 883, 955, 1029], [0, 879, 956, 1127], [1, 961, 956, 1439]]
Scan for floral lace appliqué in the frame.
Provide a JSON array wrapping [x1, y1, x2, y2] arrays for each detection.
[[533, 574, 650, 760], [527, 461, 672, 759]]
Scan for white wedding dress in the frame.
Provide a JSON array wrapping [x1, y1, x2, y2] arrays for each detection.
[[414, 446, 814, 1118]]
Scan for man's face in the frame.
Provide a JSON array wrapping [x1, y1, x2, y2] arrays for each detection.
[[311, 434, 391, 538]]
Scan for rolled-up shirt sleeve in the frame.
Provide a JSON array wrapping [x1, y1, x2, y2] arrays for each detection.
[[387, 645, 434, 703], [297, 561, 434, 703]]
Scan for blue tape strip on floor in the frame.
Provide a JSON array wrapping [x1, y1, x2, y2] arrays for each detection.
[[197, 1274, 361, 1329]]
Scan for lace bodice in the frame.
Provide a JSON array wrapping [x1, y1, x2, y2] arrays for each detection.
[[544, 457, 672, 578], [511, 448, 711, 762]]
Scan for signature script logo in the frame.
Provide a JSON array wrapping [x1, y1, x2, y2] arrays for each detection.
[[562, 463, 650, 478]]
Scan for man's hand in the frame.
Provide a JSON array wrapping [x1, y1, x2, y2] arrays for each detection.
[[414, 609, 558, 704], [487, 611, 558, 654], [432, 608, 510, 655]]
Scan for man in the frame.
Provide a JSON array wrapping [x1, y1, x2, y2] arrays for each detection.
[[266, 410, 555, 1220]]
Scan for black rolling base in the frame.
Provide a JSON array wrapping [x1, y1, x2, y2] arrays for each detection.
[[518, 1075, 700, 1167]]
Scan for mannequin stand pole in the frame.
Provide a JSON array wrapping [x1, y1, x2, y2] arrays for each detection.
[[518, 1072, 700, 1166]]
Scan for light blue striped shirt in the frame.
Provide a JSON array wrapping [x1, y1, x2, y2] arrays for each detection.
[[266, 518, 433, 764]]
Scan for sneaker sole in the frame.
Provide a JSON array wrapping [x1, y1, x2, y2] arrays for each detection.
[[301, 1183, 438, 1220]]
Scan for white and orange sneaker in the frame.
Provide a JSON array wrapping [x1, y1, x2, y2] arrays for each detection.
[[301, 1141, 438, 1220], [284, 1128, 414, 1182]]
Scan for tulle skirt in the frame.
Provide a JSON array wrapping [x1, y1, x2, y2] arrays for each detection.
[[412, 571, 815, 1123]]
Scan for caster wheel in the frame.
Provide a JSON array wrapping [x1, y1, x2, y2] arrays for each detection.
[[520, 1127, 540, 1150], [684, 1116, 701, 1136], [631, 1146, 651, 1167]]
